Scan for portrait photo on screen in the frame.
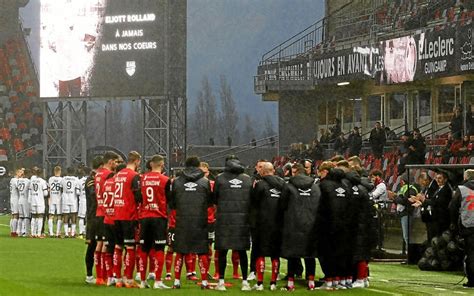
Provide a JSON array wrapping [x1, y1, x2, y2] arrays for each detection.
[[40, 0, 165, 98]]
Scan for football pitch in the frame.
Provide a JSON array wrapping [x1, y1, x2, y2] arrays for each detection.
[[0, 215, 470, 296]]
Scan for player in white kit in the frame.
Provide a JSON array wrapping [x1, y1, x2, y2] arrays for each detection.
[[9, 168, 24, 237], [62, 167, 80, 237], [29, 167, 49, 238], [17, 169, 31, 237], [78, 167, 89, 238], [48, 166, 63, 237]]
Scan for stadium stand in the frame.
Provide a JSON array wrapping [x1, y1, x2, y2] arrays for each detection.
[[0, 37, 42, 164]]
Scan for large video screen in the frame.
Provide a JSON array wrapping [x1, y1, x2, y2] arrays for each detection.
[[40, 0, 165, 98]]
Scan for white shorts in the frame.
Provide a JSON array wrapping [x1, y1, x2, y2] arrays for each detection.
[[30, 204, 45, 215], [18, 200, 30, 218], [62, 204, 77, 214], [78, 198, 86, 218], [49, 203, 62, 215], [10, 198, 19, 214]]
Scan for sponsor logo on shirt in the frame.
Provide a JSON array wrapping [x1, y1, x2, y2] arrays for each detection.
[[229, 179, 243, 188], [298, 188, 311, 196], [352, 186, 359, 195], [184, 182, 198, 191], [269, 188, 281, 198], [335, 187, 346, 197]]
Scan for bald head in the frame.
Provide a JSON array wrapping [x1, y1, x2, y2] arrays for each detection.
[[260, 162, 275, 177]]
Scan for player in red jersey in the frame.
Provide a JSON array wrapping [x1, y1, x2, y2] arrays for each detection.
[[101, 164, 125, 287], [93, 151, 119, 285], [136, 155, 171, 289], [113, 151, 142, 288]]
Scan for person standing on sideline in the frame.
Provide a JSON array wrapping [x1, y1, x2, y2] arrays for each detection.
[[449, 169, 474, 288], [169, 156, 212, 289], [280, 164, 321, 291], [214, 155, 253, 291], [251, 162, 285, 291]]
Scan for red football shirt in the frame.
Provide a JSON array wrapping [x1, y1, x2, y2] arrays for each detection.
[[114, 168, 139, 221], [168, 209, 176, 228], [139, 171, 169, 219], [103, 177, 116, 225], [207, 180, 216, 224], [94, 167, 113, 217]]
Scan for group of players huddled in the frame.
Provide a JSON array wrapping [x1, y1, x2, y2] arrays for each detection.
[[9, 150, 376, 291], [9, 165, 89, 239]]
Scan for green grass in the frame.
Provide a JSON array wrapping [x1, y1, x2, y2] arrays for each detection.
[[0, 214, 470, 295]]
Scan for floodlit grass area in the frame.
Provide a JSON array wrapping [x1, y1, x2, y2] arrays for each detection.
[[0, 214, 470, 295]]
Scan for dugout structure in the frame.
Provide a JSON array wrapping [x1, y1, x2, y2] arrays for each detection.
[[38, 0, 187, 173], [404, 163, 474, 265]]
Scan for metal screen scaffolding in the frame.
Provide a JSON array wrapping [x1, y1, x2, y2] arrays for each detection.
[[42, 96, 186, 174]]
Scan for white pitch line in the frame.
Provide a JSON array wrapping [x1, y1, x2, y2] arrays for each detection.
[[434, 287, 447, 291], [453, 291, 467, 295], [367, 288, 403, 296], [0, 224, 9, 227]]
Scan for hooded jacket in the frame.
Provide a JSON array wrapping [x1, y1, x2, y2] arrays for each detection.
[[346, 171, 377, 261], [170, 167, 211, 254], [214, 159, 252, 250], [280, 174, 321, 258], [319, 168, 353, 257], [251, 175, 286, 257]]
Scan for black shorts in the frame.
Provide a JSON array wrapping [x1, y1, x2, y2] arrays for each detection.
[[140, 217, 167, 246], [167, 228, 175, 247], [104, 223, 116, 249], [94, 216, 106, 241], [86, 216, 97, 241], [114, 220, 137, 246]]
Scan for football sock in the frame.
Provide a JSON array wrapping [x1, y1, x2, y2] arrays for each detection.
[[100, 252, 107, 280], [37, 217, 43, 236], [198, 254, 209, 281], [154, 250, 165, 280], [357, 261, 368, 280], [31, 217, 36, 236], [135, 245, 142, 274], [105, 253, 113, 279], [139, 250, 148, 281], [174, 253, 184, 280], [124, 248, 136, 280], [85, 242, 96, 277], [17, 218, 23, 234], [25, 218, 31, 235], [11, 218, 18, 234], [71, 223, 76, 236], [149, 249, 156, 274], [63, 223, 69, 236], [185, 253, 194, 274], [165, 251, 173, 273], [79, 218, 85, 235], [271, 258, 279, 283], [113, 248, 123, 279], [48, 218, 53, 235], [94, 251, 102, 279], [56, 219, 62, 236], [256, 257, 265, 282]]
